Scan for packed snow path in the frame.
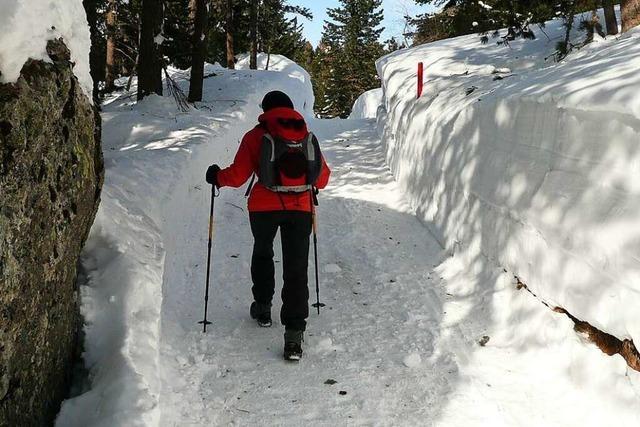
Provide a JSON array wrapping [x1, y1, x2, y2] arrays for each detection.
[[56, 60, 640, 426], [159, 118, 453, 425]]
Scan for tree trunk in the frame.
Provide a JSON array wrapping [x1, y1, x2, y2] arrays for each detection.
[[188, 0, 208, 102], [265, 45, 271, 70], [82, 0, 103, 101], [225, 0, 235, 69], [622, 0, 640, 32], [603, 0, 619, 35], [137, 0, 164, 101], [105, 0, 117, 92], [250, 0, 258, 69]]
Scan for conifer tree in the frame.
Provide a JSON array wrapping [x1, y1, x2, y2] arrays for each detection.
[[315, 0, 384, 118], [188, 0, 209, 102], [226, 0, 235, 68], [105, 0, 118, 92], [137, 0, 164, 101], [603, 0, 619, 35], [164, 0, 194, 69], [83, 0, 105, 100], [250, 0, 258, 69]]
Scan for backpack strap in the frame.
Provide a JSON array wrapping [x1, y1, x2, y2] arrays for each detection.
[[244, 174, 256, 197], [304, 133, 316, 161]]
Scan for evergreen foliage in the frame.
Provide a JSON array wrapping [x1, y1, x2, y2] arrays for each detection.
[[84, 0, 313, 96], [410, 0, 600, 48], [411, 0, 555, 45], [312, 0, 385, 118]]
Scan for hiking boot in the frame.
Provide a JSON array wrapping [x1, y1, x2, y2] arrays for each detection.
[[283, 329, 304, 361], [250, 301, 272, 327]]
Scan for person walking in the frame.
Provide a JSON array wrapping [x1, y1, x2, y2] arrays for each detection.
[[205, 90, 331, 361]]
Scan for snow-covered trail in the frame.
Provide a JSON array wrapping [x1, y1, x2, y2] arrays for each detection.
[[158, 118, 455, 425], [56, 59, 640, 427]]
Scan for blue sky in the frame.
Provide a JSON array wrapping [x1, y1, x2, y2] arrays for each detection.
[[286, 0, 435, 46]]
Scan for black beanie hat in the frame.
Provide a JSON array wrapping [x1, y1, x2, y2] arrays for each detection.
[[261, 90, 294, 112]]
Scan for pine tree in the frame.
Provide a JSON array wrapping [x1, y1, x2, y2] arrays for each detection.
[[105, 0, 118, 92], [225, 0, 235, 68], [188, 0, 209, 102], [310, 42, 332, 116], [81, 0, 315, 100], [137, 0, 164, 100], [250, 0, 258, 69], [164, 0, 194, 69], [603, 0, 619, 35], [83, 0, 105, 101], [412, 0, 555, 45], [258, 1, 311, 69], [316, 0, 384, 118]]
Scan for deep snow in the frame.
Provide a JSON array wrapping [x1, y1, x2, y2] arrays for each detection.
[[349, 88, 383, 119], [55, 55, 314, 425], [376, 9, 640, 351], [0, 0, 93, 97], [55, 28, 640, 426]]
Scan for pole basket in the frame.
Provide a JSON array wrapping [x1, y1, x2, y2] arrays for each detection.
[[312, 302, 326, 315], [198, 319, 212, 333]]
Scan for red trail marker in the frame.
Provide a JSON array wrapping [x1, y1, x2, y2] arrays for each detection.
[[417, 62, 424, 98]]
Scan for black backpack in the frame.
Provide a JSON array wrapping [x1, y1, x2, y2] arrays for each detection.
[[257, 131, 322, 193]]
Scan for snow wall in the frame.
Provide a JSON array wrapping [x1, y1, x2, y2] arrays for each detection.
[[236, 53, 315, 113], [349, 88, 383, 119], [375, 22, 640, 345]]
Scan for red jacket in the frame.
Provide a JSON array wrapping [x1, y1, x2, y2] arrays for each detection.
[[217, 108, 331, 212]]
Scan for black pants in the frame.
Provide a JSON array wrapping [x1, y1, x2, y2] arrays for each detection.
[[249, 211, 312, 331]]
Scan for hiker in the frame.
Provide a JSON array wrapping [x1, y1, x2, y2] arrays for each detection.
[[205, 90, 331, 361]]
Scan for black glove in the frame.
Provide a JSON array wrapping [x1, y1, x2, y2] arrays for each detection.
[[206, 164, 221, 186]]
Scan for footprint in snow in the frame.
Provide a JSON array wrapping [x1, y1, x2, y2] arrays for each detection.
[[324, 263, 342, 274], [403, 353, 422, 368]]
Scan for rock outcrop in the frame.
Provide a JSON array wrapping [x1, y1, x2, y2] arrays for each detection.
[[0, 39, 103, 426]]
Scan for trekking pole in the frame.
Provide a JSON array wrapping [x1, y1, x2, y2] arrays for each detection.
[[199, 185, 218, 332], [310, 188, 325, 315]]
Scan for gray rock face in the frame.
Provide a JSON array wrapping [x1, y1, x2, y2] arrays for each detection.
[[0, 39, 103, 426]]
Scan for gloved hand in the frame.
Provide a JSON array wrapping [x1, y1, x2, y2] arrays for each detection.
[[206, 164, 221, 186]]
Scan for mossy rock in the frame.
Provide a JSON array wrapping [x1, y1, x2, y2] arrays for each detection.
[[0, 38, 103, 426]]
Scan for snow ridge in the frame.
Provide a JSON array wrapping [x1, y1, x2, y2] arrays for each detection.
[[376, 10, 640, 347]]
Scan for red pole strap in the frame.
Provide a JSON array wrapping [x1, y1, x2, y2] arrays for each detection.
[[417, 62, 424, 99]]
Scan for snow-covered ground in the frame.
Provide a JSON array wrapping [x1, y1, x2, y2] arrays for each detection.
[[55, 56, 315, 425], [55, 21, 640, 426], [349, 88, 383, 119], [376, 9, 640, 353]]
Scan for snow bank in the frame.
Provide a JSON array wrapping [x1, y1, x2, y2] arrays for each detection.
[[376, 12, 640, 346], [349, 88, 383, 119], [236, 53, 314, 113], [0, 0, 92, 97], [56, 61, 314, 426]]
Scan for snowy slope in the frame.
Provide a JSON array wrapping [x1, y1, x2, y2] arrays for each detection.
[[56, 58, 313, 425], [376, 9, 640, 351], [0, 0, 92, 97], [236, 52, 315, 113], [349, 88, 383, 119], [52, 46, 640, 425]]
